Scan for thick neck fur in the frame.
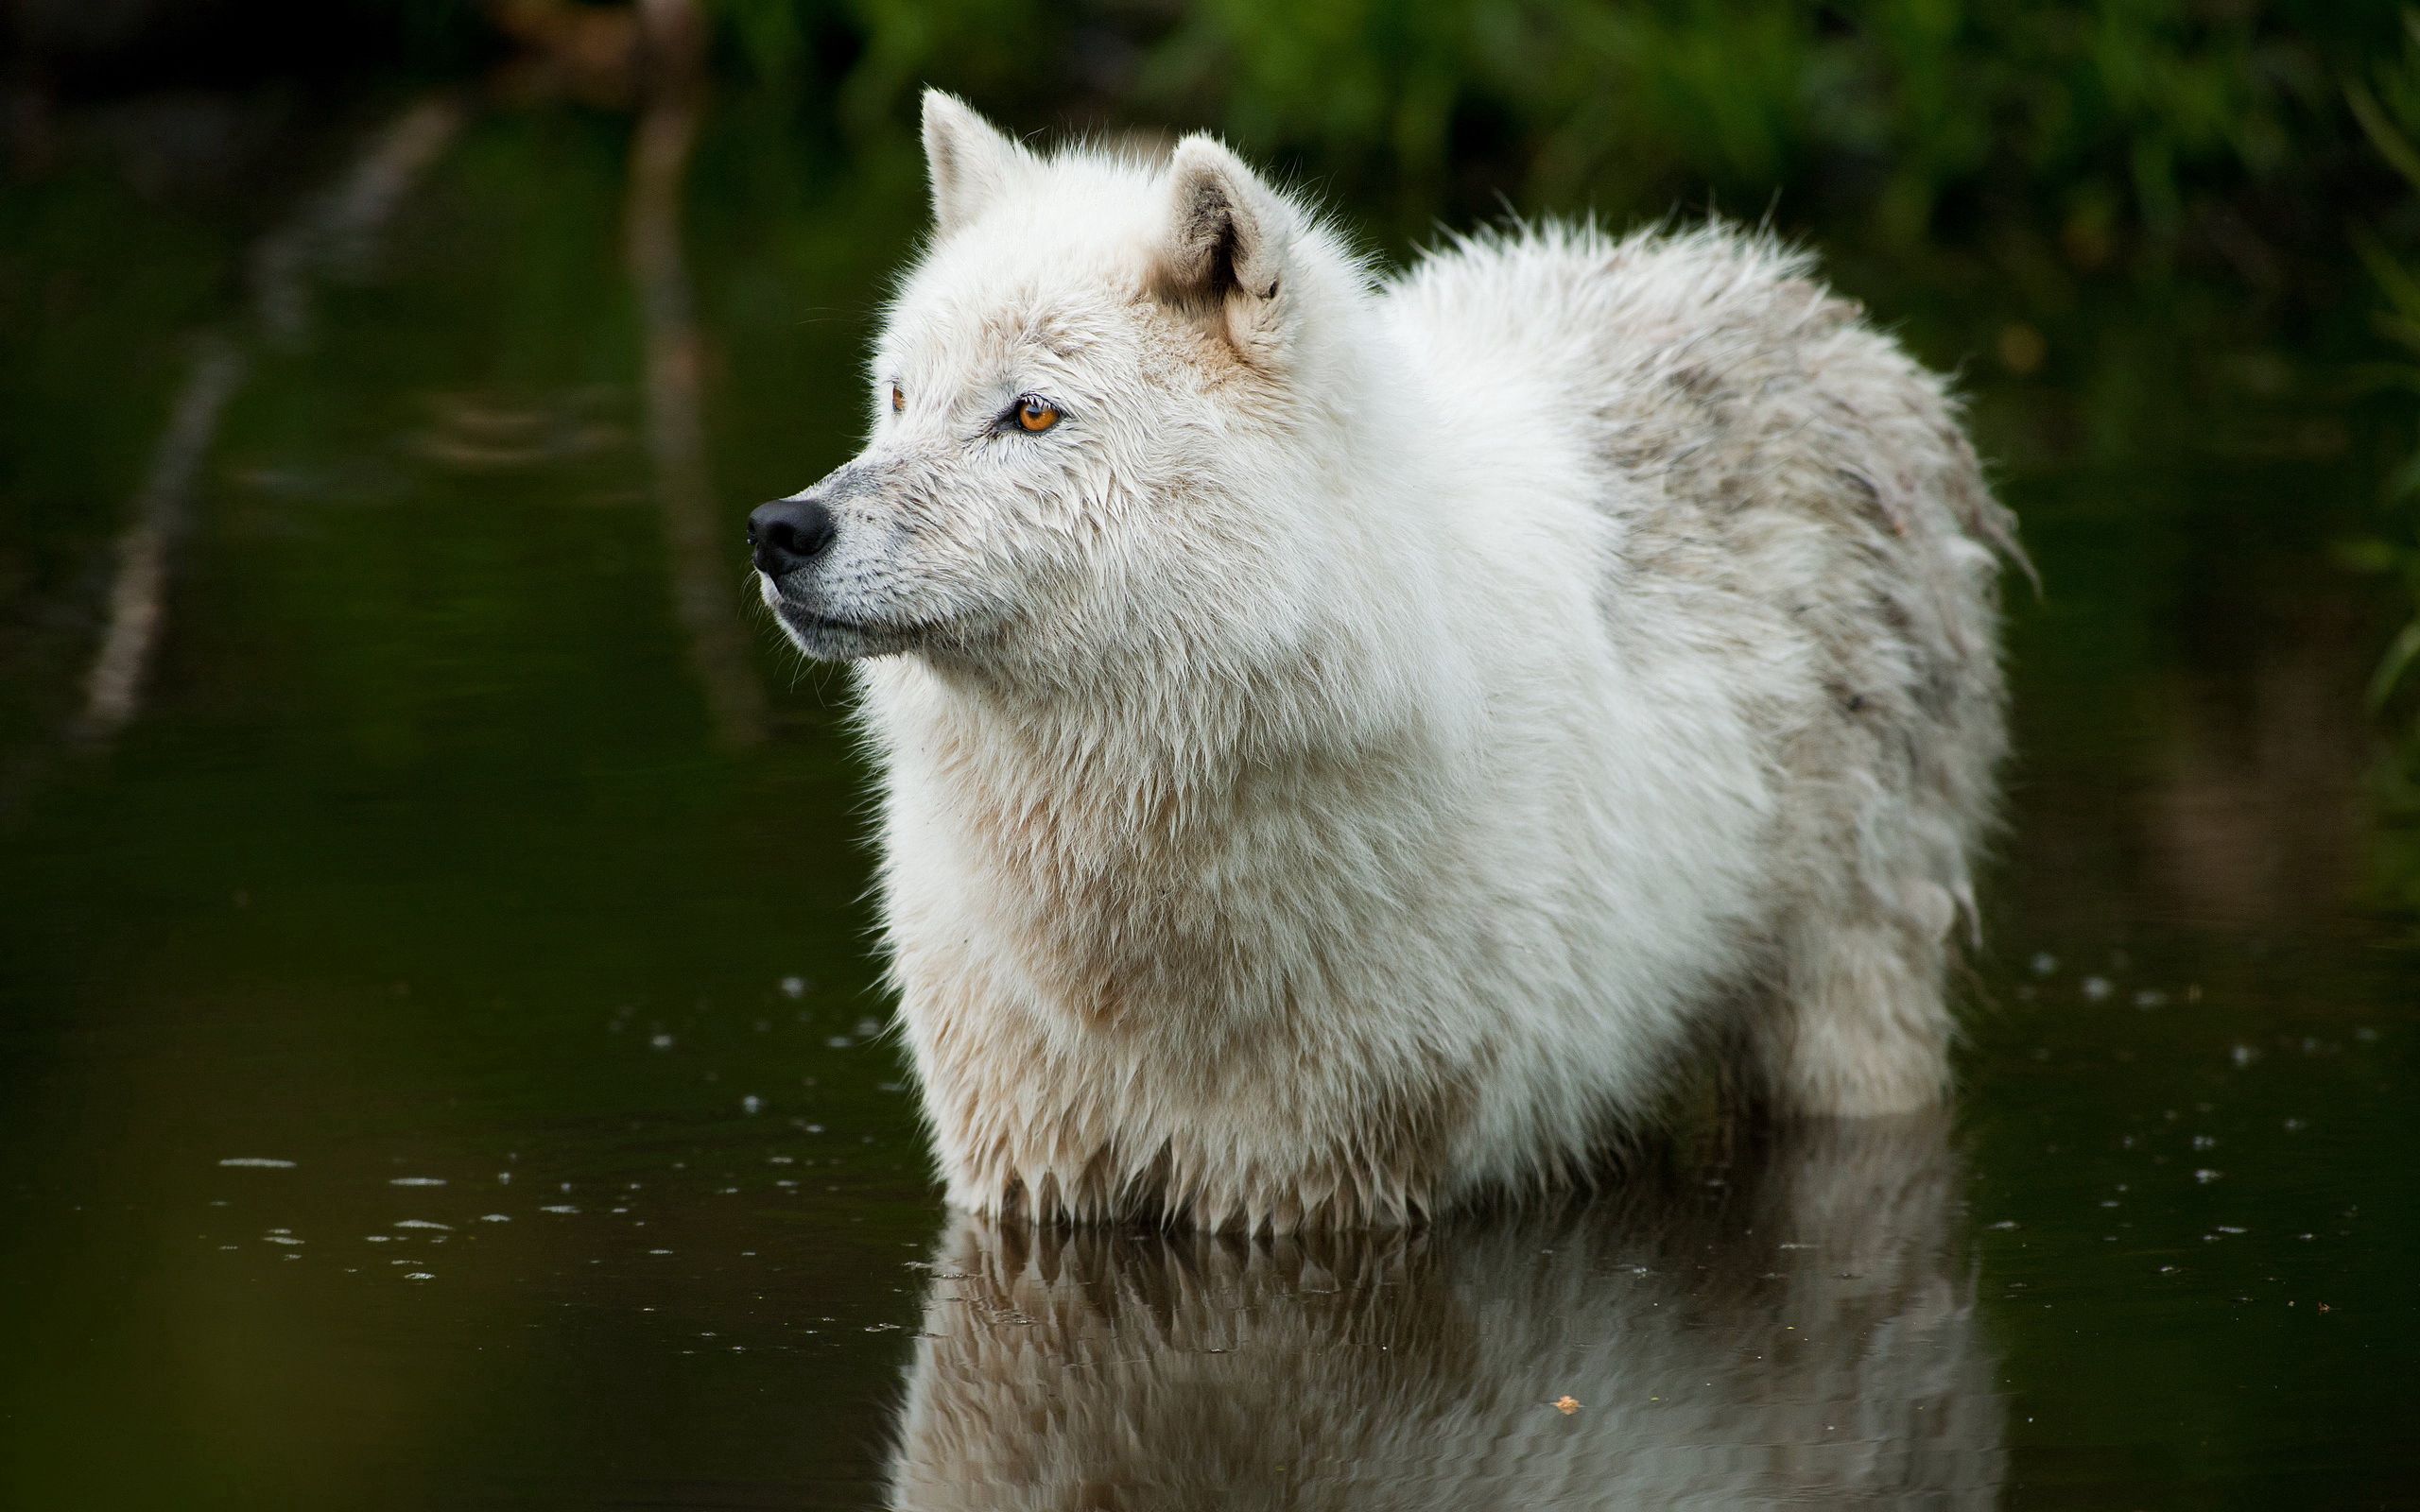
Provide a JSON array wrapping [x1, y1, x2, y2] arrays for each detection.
[[874, 277, 1474, 859], [856, 284, 1489, 1063]]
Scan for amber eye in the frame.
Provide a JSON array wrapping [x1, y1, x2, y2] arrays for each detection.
[[890, 384, 905, 413], [1015, 396, 1061, 433]]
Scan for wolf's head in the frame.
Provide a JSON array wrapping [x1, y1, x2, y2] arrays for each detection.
[[752, 93, 1376, 679]]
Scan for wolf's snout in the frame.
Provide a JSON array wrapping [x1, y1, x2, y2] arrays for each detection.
[[749, 496, 835, 576]]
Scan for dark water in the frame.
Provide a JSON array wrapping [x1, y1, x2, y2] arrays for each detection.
[[4, 92, 2416, 1509]]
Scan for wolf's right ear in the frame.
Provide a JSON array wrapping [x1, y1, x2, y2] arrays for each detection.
[[1153, 135, 1298, 365], [922, 91, 1028, 235]]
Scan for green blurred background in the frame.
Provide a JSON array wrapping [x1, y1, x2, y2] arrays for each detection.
[[4, 2, 2418, 1506]]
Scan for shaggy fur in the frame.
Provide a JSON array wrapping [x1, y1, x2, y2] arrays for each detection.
[[756, 92, 2018, 1231], [886, 1115, 2004, 1508]]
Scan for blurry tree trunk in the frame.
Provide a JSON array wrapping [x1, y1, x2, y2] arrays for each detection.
[[73, 335, 249, 745], [72, 96, 462, 749], [626, 0, 767, 749]]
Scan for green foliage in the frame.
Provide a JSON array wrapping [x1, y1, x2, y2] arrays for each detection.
[[2342, 13, 2420, 702], [2334, 11, 2420, 907], [703, 0, 2396, 260]]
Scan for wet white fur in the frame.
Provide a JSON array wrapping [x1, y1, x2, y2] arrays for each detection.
[[761, 93, 2017, 1231]]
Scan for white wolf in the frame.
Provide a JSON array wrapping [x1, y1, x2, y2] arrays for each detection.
[[751, 92, 2018, 1232]]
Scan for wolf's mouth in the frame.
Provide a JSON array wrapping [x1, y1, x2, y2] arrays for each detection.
[[769, 600, 934, 660]]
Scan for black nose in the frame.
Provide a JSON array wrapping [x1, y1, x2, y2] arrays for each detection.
[[749, 496, 836, 576]]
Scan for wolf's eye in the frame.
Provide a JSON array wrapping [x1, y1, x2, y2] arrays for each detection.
[[1014, 396, 1061, 433], [890, 385, 905, 413]]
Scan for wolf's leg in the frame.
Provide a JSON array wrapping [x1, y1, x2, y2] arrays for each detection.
[[1754, 902, 1954, 1118]]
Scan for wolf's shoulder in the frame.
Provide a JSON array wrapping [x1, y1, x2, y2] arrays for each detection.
[[1382, 219, 1865, 388], [1383, 218, 2008, 560]]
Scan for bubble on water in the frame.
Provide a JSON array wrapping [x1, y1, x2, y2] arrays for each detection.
[[2081, 976, 2113, 1002], [854, 1017, 882, 1038], [217, 1158, 296, 1169], [779, 976, 807, 999], [2133, 989, 2168, 1008], [393, 1219, 452, 1230], [497, 1172, 512, 1184], [390, 1177, 446, 1187], [2030, 953, 2058, 976], [266, 1227, 291, 1235], [264, 1235, 304, 1246], [823, 1035, 852, 1049], [1987, 1220, 2018, 1230], [2194, 1169, 2222, 1183], [541, 1204, 579, 1214], [478, 1213, 511, 1223], [365, 1235, 390, 1243], [742, 1094, 763, 1115], [2230, 1044, 2259, 1067], [769, 1156, 794, 1165], [2191, 1135, 2218, 1149], [649, 1032, 675, 1051], [404, 1272, 435, 1281], [648, 1248, 674, 1256], [2216, 1225, 2247, 1234]]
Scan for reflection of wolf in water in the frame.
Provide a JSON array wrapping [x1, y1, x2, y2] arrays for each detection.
[[753, 94, 2020, 1230], [886, 1116, 2003, 1509]]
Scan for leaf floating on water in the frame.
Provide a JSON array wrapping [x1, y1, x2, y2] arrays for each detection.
[[1553, 1396, 1580, 1415]]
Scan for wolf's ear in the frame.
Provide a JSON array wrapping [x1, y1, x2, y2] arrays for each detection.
[[1154, 135, 1296, 360], [922, 90, 1028, 234]]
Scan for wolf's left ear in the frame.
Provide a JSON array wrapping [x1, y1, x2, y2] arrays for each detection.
[[923, 90, 1028, 235], [1155, 135, 1297, 361]]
